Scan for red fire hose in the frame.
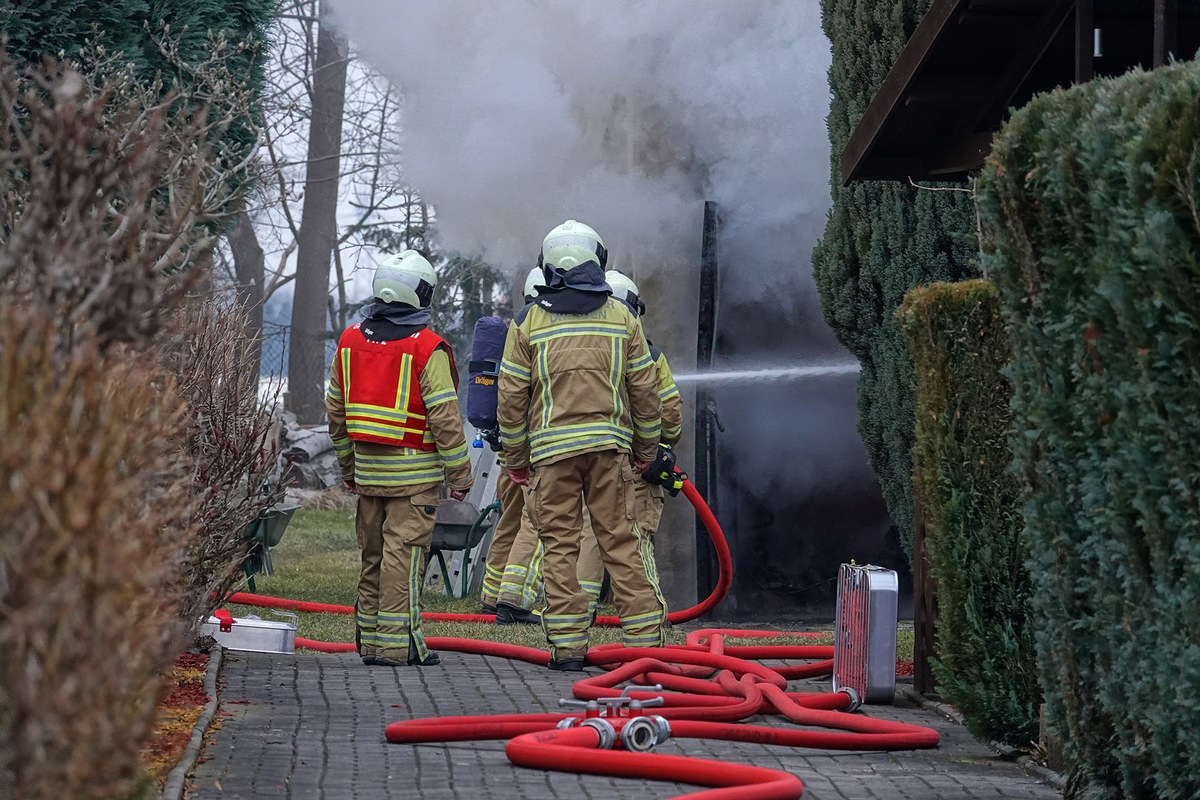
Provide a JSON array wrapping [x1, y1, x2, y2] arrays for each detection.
[[228, 479, 937, 799], [230, 477, 731, 626], [380, 632, 940, 800]]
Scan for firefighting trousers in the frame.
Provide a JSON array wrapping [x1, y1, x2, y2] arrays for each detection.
[[529, 450, 666, 659], [577, 483, 666, 613], [496, 504, 544, 612], [480, 471, 527, 608], [355, 487, 438, 662]]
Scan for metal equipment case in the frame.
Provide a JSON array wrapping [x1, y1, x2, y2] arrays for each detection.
[[832, 563, 898, 704]]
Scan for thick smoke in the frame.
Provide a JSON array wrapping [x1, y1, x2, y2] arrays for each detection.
[[330, 1, 832, 294]]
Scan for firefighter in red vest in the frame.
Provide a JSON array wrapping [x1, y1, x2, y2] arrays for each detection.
[[326, 250, 473, 667]]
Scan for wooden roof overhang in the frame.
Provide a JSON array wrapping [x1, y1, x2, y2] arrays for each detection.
[[841, 0, 1200, 184]]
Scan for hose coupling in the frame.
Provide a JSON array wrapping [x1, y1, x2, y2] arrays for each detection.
[[556, 717, 580, 729], [580, 718, 617, 749], [839, 686, 862, 712], [620, 717, 659, 753]]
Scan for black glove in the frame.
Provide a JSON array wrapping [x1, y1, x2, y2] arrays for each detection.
[[640, 444, 686, 496]]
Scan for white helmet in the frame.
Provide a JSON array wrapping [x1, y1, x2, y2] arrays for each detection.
[[605, 270, 645, 317], [522, 266, 543, 302], [540, 219, 608, 282], [371, 250, 437, 308]]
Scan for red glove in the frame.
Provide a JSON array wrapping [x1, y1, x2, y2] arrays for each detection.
[[508, 466, 530, 485], [343, 480, 357, 494]]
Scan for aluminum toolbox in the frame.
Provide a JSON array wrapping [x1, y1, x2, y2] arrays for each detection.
[[832, 563, 898, 704], [200, 610, 298, 654]]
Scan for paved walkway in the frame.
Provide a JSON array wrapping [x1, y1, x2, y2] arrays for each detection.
[[188, 649, 1062, 800]]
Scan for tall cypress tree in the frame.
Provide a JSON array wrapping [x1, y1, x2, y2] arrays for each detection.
[[812, 0, 977, 556], [0, 0, 276, 187]]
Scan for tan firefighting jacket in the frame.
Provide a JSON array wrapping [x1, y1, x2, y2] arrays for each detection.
[[327, 347, 473, 497], [651, 346, 683, 447], [497, 297, 661, 470]]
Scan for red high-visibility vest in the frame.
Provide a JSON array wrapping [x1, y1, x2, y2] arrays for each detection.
[[336, 325, 458, 449]]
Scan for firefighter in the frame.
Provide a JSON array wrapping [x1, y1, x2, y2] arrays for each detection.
[[327, 250, 473, 667], [497, 220, 665, 671], [480, 266, 545, 625], [576, 271, 684, 614]]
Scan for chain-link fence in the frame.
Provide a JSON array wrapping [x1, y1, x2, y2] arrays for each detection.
[[259, 321, 337, 416]]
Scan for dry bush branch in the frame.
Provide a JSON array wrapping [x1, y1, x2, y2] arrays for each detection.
[[163, 299, 284, 623], [0, 311, 197, 800], [0, 44, 271, 798]]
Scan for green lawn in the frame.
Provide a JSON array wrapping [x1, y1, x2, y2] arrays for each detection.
[[229, 508, 913, 659]]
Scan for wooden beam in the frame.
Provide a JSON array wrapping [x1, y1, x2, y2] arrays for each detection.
[[1154, 0, 1179, 68], [840, 0, 966, 186], [1076, 0, 1094, 83]]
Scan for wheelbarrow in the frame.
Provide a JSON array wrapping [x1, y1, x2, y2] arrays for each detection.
[[242, 503, 301, 591], [428, 498, 501, 597]]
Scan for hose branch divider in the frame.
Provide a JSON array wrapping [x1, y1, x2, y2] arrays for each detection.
[[225, 479, 938, 798]]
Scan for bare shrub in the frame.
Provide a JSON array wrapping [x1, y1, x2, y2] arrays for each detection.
[[165, 299, 284, 623], [0, 312, 197, 800], [0, 45, 266, 799]]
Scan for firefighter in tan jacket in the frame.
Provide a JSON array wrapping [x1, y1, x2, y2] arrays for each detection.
[[479, 267, 547, 625], [497, 220, 664, 671], [327, 251, 473, 668], [577, 270, 683, 613]]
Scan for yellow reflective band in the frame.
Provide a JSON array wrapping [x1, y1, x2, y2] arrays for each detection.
[[633, 418, 661, 435], [660, 385, 681, 400], [423, 389, 458, 408], [500, 360, 530, 379], [620, 609, 664, 627], [532, 435, 630, 462], [345, 403, 427, 422], [529, 422, 632, 444], [629, 356, 655, 373], [528, 322, 628, 344]]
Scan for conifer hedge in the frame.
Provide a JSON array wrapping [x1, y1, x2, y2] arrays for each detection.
[[814, 0, 978, 556], [897, 280, 1039, 747], [978, 61, 1200, 798]]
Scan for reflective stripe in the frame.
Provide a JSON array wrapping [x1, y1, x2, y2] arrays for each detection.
[[423, 389, 458, 408], [529, 422, 631, 445], [633, 417, 661, 436], [528, 323, 628, 344], [408, 544, 429, 660], [500, 360, 530, 380], [620, 610, 664, 628], [628, 351, 653, 372], [345, 404, 426, 423], [331, 435, 354, 458], [660, 385, 681, 400], [532, 434, 630, 463]]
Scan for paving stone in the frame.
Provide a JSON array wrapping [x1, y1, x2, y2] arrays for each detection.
[[187, 650, 1061, 799]]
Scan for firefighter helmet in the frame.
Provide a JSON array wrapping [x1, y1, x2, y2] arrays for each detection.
[[522, 266, 543, 303], [371, 250, 437, 308], [540, 219, 608, 282], [605, 270, 646, 317]]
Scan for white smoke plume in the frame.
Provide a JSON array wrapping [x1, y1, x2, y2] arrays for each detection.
[[330, 0, 832, 296]]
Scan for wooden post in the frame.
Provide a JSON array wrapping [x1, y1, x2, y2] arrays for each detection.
[[1154, 0, 1178, 68], [1075, 0, 1094, 83], [912, 497, 938, 695], [694, 201, 722, 599]]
